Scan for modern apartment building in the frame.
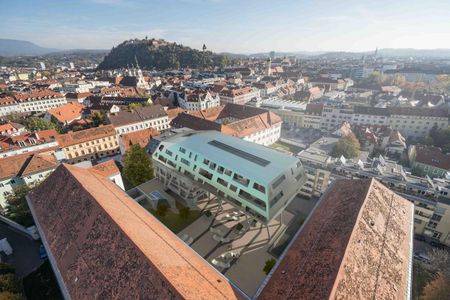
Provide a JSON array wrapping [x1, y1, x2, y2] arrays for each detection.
[[152, 131, 306, 223]]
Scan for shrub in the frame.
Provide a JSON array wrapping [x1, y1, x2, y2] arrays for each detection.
[[0, 274, 22, 293], [179, 206, 190, 219], [263, 258, 277, 275], [235, 223, 244, 232], [0, 264, 14, 276], [156, 202, 169, 217]]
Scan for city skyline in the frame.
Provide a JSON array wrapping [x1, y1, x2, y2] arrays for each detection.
[[1, 0, 450, 53]]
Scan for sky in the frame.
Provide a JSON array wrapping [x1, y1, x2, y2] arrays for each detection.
[[1, 0, 450, 53]]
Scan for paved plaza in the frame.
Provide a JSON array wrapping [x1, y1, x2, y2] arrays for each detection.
[[178, 197, 296, 296]]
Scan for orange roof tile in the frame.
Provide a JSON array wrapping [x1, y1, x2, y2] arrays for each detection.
[[90, 160, 120, 178], [259, 178, 413, 300], [47, 102, 85, 124], [56, 125, 116, 147], [120, 128, 160, 153], [28, 164, 242, 299]]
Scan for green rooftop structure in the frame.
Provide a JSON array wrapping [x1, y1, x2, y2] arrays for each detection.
[[152, 130, 307, 223]]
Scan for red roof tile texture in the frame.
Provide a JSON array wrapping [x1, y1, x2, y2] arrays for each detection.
[[28, 164, 242, 300], [259, 178, 413, 300], [56, 125, 116, 147]]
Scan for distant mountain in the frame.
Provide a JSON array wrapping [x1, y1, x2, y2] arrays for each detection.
[[377, 48, 450, 58], [97, 38, 231, 70], [0, 38, 59, 56]]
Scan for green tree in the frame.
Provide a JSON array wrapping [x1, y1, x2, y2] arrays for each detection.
[[263, 258, 276, 275], [3, 185, 34, 227], [25, 117, 57, 132], [156, 202, 169, 217], [123, 144, 154, 187], [331, 135, 360, 159], [0, 274, 22, 294], [0, 291, 23, 300], [128, 102, 150, 110], [179, 206, 191, 219], [0, 264, 14, 276], [91, 111, 106, 127]]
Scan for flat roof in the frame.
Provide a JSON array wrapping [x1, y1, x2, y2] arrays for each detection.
[[160, 131, 300, 184]]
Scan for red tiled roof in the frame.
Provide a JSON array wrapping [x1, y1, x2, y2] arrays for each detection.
[[414, 145, 450, 170], [47, 103, 85, 124], [0, 153, 57, 180], [120, 128, 160, 153], [90, 160, 120, 178], [259, 178, 413, 300], [28, 164, 242, 299], [56, 125, 116, 147], [14, 90, 64, 102], [171, 104, 281, 138]]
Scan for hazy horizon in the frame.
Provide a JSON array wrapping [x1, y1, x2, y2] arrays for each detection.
[[1, 0, 450, 53]]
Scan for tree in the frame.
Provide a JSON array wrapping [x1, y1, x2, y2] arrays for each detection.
[[179, 206, 190, 219], [0, 264, 14, 276], [156, 202, 169, 217], [91, 111, 106, 127], [427, 248, 450, 280], [24, 117, 57, 132], [331, 135, 360, 158], [422, 272, 450, 300], [123, 144, 154, 187], [128, 102, 150, 110], [263, 258, 276, 275], [3, 185, 34, 227]]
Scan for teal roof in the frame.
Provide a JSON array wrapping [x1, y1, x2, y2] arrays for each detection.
[[161, 131, 299, 185]]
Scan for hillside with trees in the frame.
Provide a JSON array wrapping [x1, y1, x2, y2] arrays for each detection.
[[97, 38, 231, 70]]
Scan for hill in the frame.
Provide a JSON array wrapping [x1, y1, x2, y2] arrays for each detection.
[[97, 38, 231, 70], [0, 38, 58, 56]]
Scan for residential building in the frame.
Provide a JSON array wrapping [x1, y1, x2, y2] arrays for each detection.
[[257, 178, 413, 300], [0, 97, 20, 116], [55, 125, 119, 163], [0, 129, 59, 159], [27, 164, 241, 300], [0, 122, 26, 136], [178, 90, 220, 111], [298, 166, 331, 198], [171, 104, 282, 146], [119, 128, 160, 155], [108, 105, 169, 135], [219, 86, 260, 105], [352, 106, 390, 126], [0, 153, 57, 207], [389, 107, 448, 140], [89, 160, 125, 190], [320, 105, 353, 131], [16, 90, 67, 113], [303, 103, 323, 129], [408, 145, 450, 178], [152, 131, 306, 223], [44, 102, 85, 126]]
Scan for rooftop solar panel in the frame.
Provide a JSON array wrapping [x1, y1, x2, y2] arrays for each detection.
[[207, 139, 270, 167]]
